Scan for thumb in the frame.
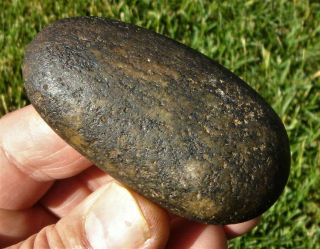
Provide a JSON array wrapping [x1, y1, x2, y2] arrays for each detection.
[[14, 182, 170, 249]]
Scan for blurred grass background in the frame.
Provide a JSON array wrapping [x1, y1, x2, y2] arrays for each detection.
[[0, 0, 319, 248]]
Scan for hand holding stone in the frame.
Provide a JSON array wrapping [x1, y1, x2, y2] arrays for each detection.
[[23, 17, 290, 224]]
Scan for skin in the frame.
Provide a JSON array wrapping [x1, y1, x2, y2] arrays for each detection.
[[0, 105, 259, 248]]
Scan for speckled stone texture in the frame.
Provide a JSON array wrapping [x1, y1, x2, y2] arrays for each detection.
[[23, 16, 290, 224]]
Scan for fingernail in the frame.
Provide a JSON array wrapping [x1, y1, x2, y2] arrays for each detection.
[[85, 182, 151, 249]]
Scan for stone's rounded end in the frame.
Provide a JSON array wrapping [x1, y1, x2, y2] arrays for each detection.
[[23, 16, 290, 224]]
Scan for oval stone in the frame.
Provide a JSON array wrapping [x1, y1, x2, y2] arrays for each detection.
[[23, 16, 290, 224]]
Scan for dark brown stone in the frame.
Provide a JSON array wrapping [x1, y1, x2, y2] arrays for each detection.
[[23, 16, 290, 224]]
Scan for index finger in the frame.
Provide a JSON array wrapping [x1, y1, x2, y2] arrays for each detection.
[[0, 105, 92, 210]]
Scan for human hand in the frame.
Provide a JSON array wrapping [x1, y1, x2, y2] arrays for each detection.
[[0, 105, 259, 248]]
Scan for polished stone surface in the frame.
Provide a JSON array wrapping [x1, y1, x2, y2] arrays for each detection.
[[23, 17, 290, 224]]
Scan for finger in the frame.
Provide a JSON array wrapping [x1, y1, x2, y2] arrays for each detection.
[[0, 105, 92, 210], [40, 176, 92, 218], [40, 167, 113, 218], [0, 206, 57, 248], [224, 217, 261, 239], [0, 169, 110, 246], [167, 218, 227, 249], [9, 182, 170, 249], [78, 166, 114, 191]]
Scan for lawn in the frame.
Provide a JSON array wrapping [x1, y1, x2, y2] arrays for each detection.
[[1, 0, 319, 248]]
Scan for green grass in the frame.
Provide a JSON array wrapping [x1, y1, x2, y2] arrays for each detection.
[[1, 0, 319, 248]]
